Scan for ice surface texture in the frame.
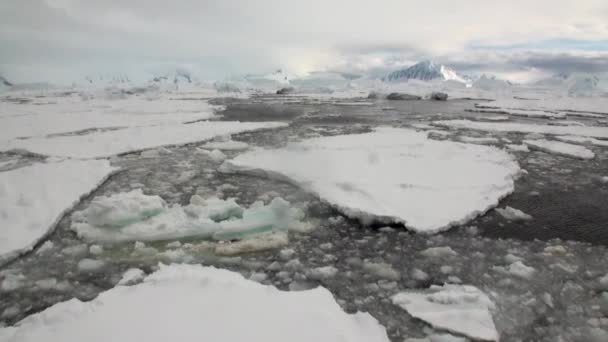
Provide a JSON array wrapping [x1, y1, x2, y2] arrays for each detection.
[[0, 264, 390, 342], [0, 160, 115, 264], [222, 127, 520, 233]]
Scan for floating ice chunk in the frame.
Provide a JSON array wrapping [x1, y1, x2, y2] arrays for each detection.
[[1, 273, 26, 292], [307, 266, 339, 280], [506, 261, 535, 279], [412, 269, 429, 281], [392, 284, 498, 341], [362, 261, 400, 280], [2, 121, 288, 158], [118, 268, 145, 286], [420, 246, 458, 258], [77, 258, 105, 273], [222, 127, 520, 233], [73, 189, 165, 229], [89, 245, 103, 255], [434, 119, 608, 139], [495, 206, 533, 221], [198, 149, 227, 162], [35, 278, 57, 290], [470, 108, 565, 119], [0, 264, 390, 342], [555, 135, 608, 147], [72, 191, 306, 244], [0, 160, 115, 264], [35, 241, 54, 254], [524, 139, 595, 159], [214, 232, 289, 256]]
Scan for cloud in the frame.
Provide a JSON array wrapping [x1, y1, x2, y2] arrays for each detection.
[[1, 0, 607, 82]]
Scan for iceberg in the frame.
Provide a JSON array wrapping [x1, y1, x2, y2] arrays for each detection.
[[0, 160, 115, 264], [0, 264, 390, 342], [222, 127, 520, 233]]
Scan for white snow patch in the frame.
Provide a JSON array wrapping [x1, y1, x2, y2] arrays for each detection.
[[524, 139, 595, 159], [0, 264, 389, 342], [0, 160, 115, 264], [222, 127, 520, 233], [2, 121, 287, 158], [392, 284, 498, 341]]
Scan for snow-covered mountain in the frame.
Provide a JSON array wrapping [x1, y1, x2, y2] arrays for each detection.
[[383, 60, 468, 83]]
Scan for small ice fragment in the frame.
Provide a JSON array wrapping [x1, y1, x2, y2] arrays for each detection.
[[118, 268, 145, 286], [496, 206, 533, 221], [77, 258, 105, 273], [420, 246, 457, 258]]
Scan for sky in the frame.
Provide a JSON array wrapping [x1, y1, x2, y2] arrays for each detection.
[[1, 0, 607, 83]]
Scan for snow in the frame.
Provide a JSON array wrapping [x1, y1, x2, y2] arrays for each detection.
[[222, 127, 520, 233], [496, 206, 533, 221], [71, 190, 307, 243], [0, 264, 390, 342], [434, 120, 608, 139], [392, 284, 498, 341], [523, 139, 595, 159], [555, 135, 608, 147], [0, 98, 220, 142], [118, 268, 145, 285], [0, 160, 115, 264], [2, 121, 287, 158]]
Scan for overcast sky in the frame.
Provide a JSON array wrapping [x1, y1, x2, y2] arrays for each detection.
[[1, 0, 607, 83]]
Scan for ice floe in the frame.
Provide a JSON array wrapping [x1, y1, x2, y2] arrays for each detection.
[[2, 121, 287, 158], [0, 264, 390, 342], [392, 284, 498, 341], [434, 120, 608, 139], [222, 127, 520, 233], [555, 135, 608, 147], [523, 139, 595, 159], [71, 189, 309, 243], [0, 160, 115, 264]]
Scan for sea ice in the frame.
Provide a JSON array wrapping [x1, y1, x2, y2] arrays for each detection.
[[392, 284, 499, 341], [71, 190, 307, 243], [222, 127, 520, 233], [523, 139, 595, 159], [434, 120, 608, 139], [118, 268, 145, 285], [0, 160, 115, 264], [555, 135, 608, 147], [0, 264, 390, 342], [2, 121, 287, 158]]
